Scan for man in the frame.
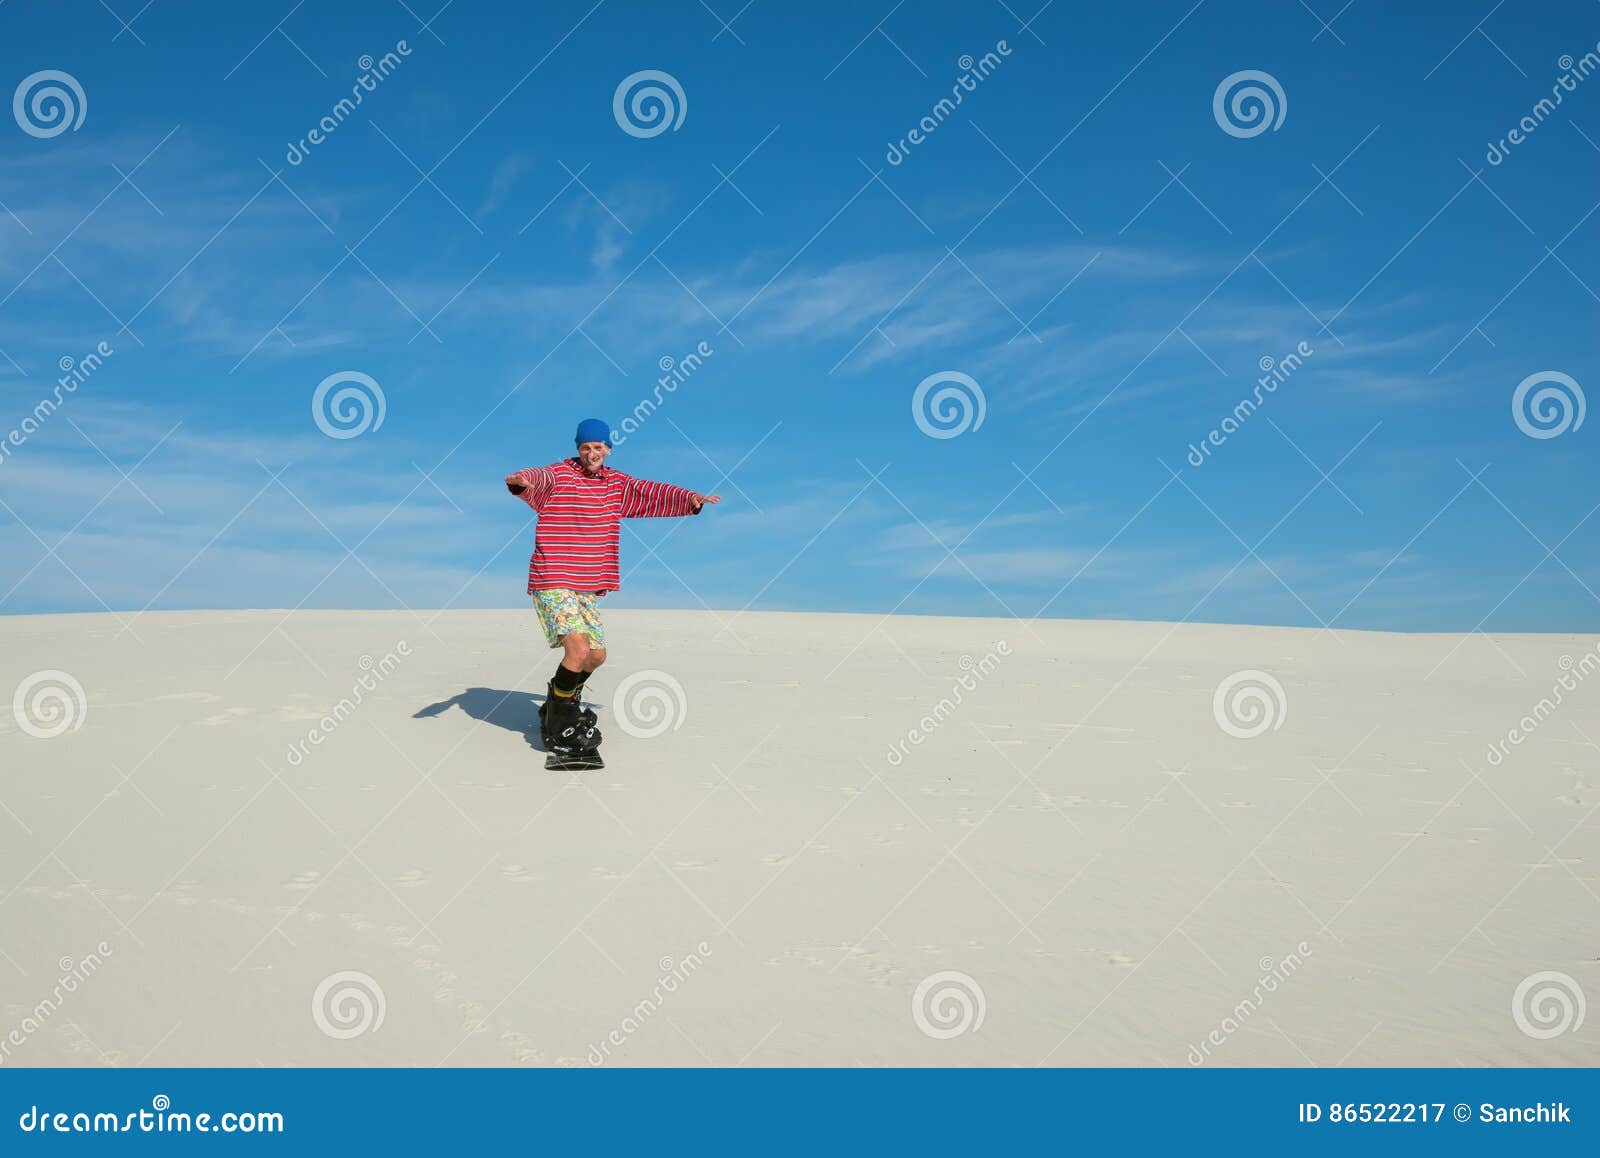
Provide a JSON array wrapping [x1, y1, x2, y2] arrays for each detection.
[[504, 418, 720, 761]]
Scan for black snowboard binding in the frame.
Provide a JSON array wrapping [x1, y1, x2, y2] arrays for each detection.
[[541, 679, 604, 770]]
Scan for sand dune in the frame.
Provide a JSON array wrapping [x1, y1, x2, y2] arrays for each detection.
[[1, 609, 1595, 1067]]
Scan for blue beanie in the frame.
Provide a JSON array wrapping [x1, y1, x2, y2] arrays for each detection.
[[574, 418, 612, 448]]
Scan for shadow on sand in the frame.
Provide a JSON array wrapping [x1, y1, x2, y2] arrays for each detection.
[[414, 687, 550, 752]]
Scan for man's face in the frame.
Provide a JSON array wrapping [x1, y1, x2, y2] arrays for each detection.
[[577, 441, 609, 472]]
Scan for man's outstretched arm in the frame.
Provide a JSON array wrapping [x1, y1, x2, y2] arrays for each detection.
[[503, 467, 554, 508], [618, 474, 721, 518]]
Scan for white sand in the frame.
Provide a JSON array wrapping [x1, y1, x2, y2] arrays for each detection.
[[1, 609, 1595, 1067]]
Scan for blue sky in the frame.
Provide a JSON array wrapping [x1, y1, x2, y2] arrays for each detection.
[[0, 0, 1595, 630]]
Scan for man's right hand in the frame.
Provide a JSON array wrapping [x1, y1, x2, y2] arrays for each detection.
[[504, 473, 528, 495]]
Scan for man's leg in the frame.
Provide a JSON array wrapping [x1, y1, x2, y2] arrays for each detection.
[[567, 643, 604, 707], [569, 594, 606, 696], [560, 632, 594, 672], [550, 632, 592, 703]]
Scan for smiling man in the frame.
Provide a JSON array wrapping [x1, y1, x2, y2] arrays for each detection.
[[504, 417, 720, 768]]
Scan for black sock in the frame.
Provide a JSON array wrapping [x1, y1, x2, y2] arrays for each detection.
[[551, 663, 585, 697]]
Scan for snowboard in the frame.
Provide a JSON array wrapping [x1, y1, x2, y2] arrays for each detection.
[[546, 749, 605, 771]]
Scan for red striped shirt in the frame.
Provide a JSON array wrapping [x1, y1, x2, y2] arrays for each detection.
[[511, 459, 700, 594]]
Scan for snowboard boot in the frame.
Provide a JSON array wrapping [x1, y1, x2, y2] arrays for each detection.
[[542, 679, 601, 753]]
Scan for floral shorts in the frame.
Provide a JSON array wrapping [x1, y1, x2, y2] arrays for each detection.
[[532, 588, 606, 649]]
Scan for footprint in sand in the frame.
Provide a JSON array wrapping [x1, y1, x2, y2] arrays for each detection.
[[199, 708, 253, 726], [1105, 951, 1135, 966], [396, 869, 428, 888], [760, 854, 786, 866], [285, 870, 320, 890], [673, 859, 711, 871], [500, 864, 532, 882]]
